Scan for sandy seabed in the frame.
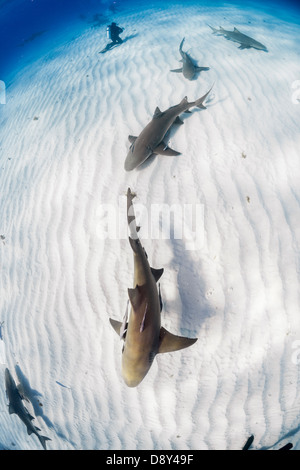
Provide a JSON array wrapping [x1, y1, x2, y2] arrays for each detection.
[[0, 1, 300, 450]]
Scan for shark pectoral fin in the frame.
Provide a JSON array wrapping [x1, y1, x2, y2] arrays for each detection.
[[151, 267, 164, 282], [128, 286, 144, 311], [238, 44, 250, 49], [109, 318, 123, 336], [128, 135, 137, 143], [154, 143, 181, 157], [39, 435, 51, 450], [196, 66, 210, 71], [158, 327, 197, 353], [170, 68, 183, 73]]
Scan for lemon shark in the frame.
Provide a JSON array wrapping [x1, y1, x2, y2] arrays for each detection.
[[5, 368, 51, 450], [109, 188, 197, 387], [208, 25, 267, 51], [170, 37, 210, 80], [124, 86, 212, 171]]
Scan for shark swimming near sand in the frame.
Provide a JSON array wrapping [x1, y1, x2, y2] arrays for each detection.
[[5, 368, 51, 450], [170, 37, 210, 80], [208, 25, 267, 51], [124, 86, 212, 171], [109, 188, 197, 387]]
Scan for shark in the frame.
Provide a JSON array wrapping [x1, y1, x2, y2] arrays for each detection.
[[5, 368, 51, 450], [124, 86, 212, 171], [109, 188, 198, 387], [208, 25, 267, 51], [170, 37, 210, 80]]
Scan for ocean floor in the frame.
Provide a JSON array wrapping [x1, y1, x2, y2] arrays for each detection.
[[0, 0, 300, 450]]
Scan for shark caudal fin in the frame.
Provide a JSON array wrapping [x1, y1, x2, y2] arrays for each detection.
[[158, 327, 197, 354], [38, 434, 51, 450], [207, 24, 219, 34], [195, 84, 213, 109]]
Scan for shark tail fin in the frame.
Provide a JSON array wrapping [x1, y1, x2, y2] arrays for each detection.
[[195, 84, 214, 109], [38, 435, 51, 450], [207, 24, 219, 34], [158, 327, 197, 354]]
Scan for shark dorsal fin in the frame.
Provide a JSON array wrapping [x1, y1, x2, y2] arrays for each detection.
[[158, 327, 197, 353], [150, 267, 164, 282], [179, 96, 188, 106], [234, 27, 240, 32], [128, 135, 137, 143], [153, 107, 164, 119]]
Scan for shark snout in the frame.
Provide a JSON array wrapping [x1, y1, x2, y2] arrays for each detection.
[[123, 376, 143, 388], [124, 153, 137, 171]]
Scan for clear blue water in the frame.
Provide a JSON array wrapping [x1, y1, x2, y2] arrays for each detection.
[[0, 0, 300, 85]]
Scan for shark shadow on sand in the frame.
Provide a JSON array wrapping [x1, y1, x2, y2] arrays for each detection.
[[5, 368, 51, 450]]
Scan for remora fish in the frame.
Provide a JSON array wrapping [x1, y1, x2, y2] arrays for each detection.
[[170, 37, 210, 80], [124, 86, 212, 171], [109, 188, 198, 387], [5, 368, 51, 450], [208, 25, 267, 51]]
